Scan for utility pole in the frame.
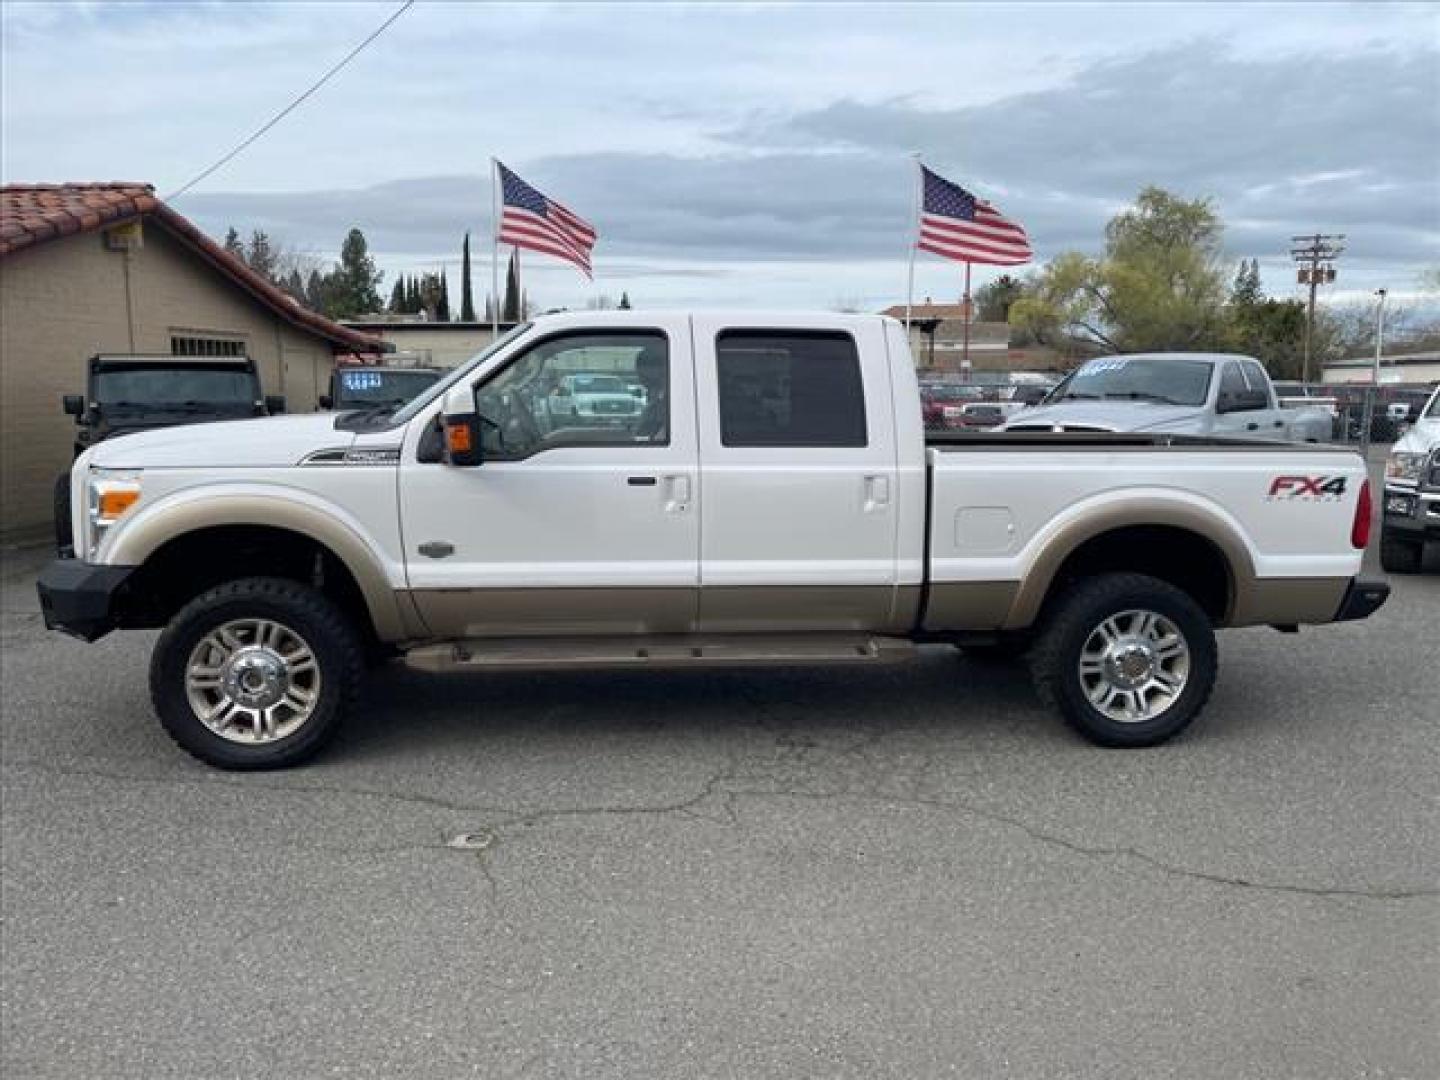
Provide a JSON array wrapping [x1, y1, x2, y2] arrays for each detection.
[[1289, 233, 1345, 384], [1361, 288, 1387, 455]]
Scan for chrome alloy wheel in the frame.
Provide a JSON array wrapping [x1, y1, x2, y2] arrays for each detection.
[[1077, 609, 1190, 724], [184, 619, 321, 744]]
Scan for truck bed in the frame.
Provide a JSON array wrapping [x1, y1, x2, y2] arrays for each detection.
[[922, 435, 1368, 631]]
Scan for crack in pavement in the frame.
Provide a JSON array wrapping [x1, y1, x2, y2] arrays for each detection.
[[6, 755, 1434, 904]]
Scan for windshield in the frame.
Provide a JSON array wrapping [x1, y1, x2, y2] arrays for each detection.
[[389, 323, 532, 424], [93, 368, 257, 409], [1052, 357, 1214, 407], [335, 369, 440, 407]]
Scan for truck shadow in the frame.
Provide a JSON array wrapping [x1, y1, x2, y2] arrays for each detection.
[[337, 647, 1065, 762]]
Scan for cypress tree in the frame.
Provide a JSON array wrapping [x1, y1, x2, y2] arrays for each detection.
[[460, 233, 476, 321], [501, 251, 520, 322], [389, 276, 405, 313], [437, 270, 451, 322]]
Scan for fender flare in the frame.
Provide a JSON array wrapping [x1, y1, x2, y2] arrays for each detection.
[[1004, 494, 1258, 629], [105, 487, 410, 641]]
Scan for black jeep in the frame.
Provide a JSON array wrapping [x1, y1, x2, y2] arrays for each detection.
[[55, 354, 284, 552]]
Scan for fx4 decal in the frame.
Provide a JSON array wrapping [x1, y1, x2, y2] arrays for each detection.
[[1267, 475, 1348, 501]]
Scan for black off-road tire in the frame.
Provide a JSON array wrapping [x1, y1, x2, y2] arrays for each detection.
[[1379, 527, 1422, 574], [1029, 572, 1218, 748], [149, 577, 363, 770], [53, 473, 73, 554]]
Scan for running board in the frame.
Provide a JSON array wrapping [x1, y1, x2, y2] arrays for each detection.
[[403, 634, 917, 673]]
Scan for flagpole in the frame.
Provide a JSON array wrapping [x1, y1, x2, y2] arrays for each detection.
[[961, 260, 973, 378], [904, 152, 921, 338], [490, 158, 501, 337]]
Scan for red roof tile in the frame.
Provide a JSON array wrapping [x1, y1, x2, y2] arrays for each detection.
[[1, 183, 382, 353]]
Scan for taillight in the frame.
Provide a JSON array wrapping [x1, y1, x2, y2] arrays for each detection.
[[1351, 478, 1372, 550]]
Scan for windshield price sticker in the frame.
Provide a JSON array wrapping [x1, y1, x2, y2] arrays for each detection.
[[1084, 358, 1130, 374], [342, 370, 384, 391]]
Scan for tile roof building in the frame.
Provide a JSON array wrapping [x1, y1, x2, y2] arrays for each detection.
[[1, 182, 384, 540]]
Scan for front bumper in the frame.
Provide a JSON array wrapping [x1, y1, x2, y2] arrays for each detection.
[[36, 559, 137, 642], [1382, 485, 1440, 539], [1333, 577, 1391, 623]]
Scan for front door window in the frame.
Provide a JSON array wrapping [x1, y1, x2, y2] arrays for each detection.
[[474, 332, 670, 459]]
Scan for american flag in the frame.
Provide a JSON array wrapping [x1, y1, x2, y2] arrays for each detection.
[[917, 166, 1031, 266], [496, 161, 597, 278]]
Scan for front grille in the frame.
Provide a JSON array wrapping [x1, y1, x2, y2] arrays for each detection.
[[1426, 449, 1440, 491]]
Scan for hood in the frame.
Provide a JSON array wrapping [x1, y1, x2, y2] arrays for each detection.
[[1392, 417, 1440, 456], [87, 413, 354, 469], [1003, 400, 1204, 433]]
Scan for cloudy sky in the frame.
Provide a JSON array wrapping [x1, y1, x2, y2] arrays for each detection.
[[4, 1, 1437, 313]]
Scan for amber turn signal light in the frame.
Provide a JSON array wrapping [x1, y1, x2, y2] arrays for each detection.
[[97, 488, 140, 520], [445, 422, 473, 454]]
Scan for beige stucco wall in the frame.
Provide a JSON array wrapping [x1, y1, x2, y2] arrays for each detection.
[[352, 325, 501, 369], [1, 221, 337, 541]]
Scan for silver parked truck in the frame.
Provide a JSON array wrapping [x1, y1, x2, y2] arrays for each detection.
[[1004, 353, 1334, 442], [37, 312, 1388, 769]]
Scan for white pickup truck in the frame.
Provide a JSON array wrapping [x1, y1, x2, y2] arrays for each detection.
[[38, 312, 1389, 769]]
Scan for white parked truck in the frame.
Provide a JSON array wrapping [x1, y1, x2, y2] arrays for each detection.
[[38, 312, 1389, 769]]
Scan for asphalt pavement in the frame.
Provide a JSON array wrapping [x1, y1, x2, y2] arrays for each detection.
[[2, 491, 1436, 1078]]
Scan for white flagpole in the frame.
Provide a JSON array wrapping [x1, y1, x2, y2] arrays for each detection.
[[490, 158, 501, 337], [904, 152, 922, 337]]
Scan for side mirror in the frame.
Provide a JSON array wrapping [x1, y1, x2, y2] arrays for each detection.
[[265, 395, 286, 414], [441, 384, 483, 466], [318, 394, 333, 410], [62, 394, 84, 417]]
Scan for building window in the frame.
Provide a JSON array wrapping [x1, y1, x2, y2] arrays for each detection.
[[171, 333, 247, 357]]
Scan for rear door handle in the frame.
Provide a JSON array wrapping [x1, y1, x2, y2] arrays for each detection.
[[864, 474, 890, 512], [627, 476, 658, 486], [663, 473, 691, 512]]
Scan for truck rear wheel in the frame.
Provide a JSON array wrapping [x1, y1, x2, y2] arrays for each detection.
[[1029, 573, 1217, 748], [1379, 527, 1421, 574], [149, 577, 362, 770]]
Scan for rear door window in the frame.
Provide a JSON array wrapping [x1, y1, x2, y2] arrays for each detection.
[[715, 331, 867, 447]]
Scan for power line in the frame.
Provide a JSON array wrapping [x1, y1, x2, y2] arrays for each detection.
[[166, 1, 414, 202]]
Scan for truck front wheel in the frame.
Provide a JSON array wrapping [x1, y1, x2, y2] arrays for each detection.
[[1029, 573, 1217, 748], [149, 577, 362, 769], [1379, 526, 1421, 574]]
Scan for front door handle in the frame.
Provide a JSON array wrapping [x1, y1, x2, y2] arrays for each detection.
[[627, 476, 658, 486]]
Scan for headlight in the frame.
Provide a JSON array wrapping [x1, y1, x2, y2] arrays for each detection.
[[1385, 452, 1426, 484], [87, 469, 142, 559]]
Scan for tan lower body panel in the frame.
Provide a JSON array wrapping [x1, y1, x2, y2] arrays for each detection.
[[923, 580, 1019, 632], [1226, 577, 1348, 627], [699, 585, 910, 633], [409, 587, 698, 638], [406, 584, 917, 639]]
